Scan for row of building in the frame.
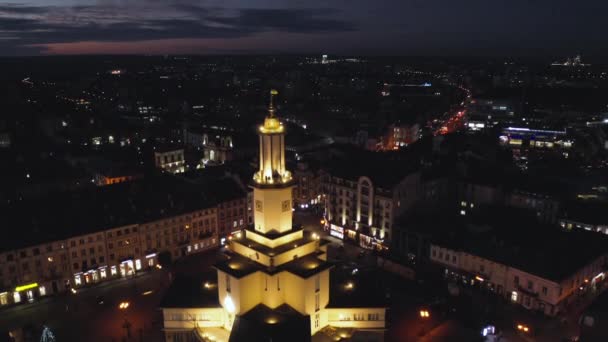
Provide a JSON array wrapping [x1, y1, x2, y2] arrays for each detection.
[[427, 207, 608, 316], [0, 175, 249, 307]]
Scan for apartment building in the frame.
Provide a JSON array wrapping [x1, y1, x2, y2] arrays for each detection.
[[154, 147, 186, 174], [429, 209, 608, 316], [323, 154, 421, 250], [0, 176, 245, 307]]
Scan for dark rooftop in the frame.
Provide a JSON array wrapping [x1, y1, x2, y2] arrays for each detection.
[[327, 268, 387, 308], [229, 303, 310, 342], [324, 148, 421, 189], [160, 272, 220, 308], [0, 174, 246, 252], [562, 199, 608, 226], [423, 206, 608, 282]]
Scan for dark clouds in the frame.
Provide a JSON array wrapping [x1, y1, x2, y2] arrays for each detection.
[[1, 1, 608, 56], [0, 3, 355, 54]]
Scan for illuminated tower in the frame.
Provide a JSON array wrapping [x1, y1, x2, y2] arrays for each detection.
[[252, 89, 294, 234], [160, 90, 386, 342]]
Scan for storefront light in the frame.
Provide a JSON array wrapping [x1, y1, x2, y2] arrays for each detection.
[[15, 283, 38, 292]]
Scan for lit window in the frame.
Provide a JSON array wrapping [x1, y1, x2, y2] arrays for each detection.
[[39, 286, 46, 296], [100, 268, 107, 279], [111, 266, 117, 276], [13, 292, 21, 303], [74, 275, 82, 285], [511, 291, 518, 302], [135, 259, 142, 271]]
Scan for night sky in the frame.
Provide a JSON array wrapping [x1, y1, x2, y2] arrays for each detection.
[[0, 0, 606, 56]]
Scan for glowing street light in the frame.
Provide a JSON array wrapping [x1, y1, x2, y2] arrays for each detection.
[[517, 323, 530, 333], [419, 310, 430, 318], [119, 301, 130, 310]]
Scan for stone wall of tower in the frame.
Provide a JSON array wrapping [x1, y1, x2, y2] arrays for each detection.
[[253, 186, 293, 233]]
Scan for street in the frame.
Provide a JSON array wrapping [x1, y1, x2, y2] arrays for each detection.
[[0, 248, 222, 342]]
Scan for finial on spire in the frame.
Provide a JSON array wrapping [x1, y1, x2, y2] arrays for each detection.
[[269, 89, 278, 117]]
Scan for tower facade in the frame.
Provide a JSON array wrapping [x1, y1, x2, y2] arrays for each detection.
[[161, 91, 386, 342], [252, 90, 294, 235]]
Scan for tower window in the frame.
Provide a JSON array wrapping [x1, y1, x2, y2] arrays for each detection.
[[282, 200, 291, 212]]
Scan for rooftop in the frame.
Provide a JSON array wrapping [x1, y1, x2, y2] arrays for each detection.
[[327, 268, 387, 308], [232, 226, 329, 256], [425, 206, 608, 282], [230, 304, 310, 342], [160, 272, 220, 308], [324, 148, 421, 189], [562, 199, 608, 225], [215, 249, 332, 279], [0, 175, 246, 252]]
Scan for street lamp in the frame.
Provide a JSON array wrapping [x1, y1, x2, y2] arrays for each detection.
[[419, 310, 430, 318], [119, 301, 132, 339]]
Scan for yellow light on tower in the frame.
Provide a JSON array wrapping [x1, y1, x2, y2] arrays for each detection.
[[224, 295, 236, 313]]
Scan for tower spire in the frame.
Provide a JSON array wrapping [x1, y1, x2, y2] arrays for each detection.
[[269, 89, 278, 118]]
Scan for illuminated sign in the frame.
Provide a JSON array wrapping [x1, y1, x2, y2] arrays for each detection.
[[15, 283, 38, 292], [330, 225, 344, 239]]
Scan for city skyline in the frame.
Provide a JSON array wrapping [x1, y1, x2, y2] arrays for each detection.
[[1, 0, 608, 56]]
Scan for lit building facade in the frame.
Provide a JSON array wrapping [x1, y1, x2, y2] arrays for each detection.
[[0, 191, 228, 307], [161, 91, 386, 342], [184, 127, 234, 166], [383, 123, 420, 150], [293, 162, 323, 210], [430, 239, 608, 316], [324, 172, 420, 250], [155, 148, 186, 174]]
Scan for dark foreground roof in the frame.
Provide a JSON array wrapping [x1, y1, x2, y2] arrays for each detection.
[[327, 268, 387, 308], [229, 304, 310, 342], [580, 290, 608, 342], [160, 272, 220, 308]]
